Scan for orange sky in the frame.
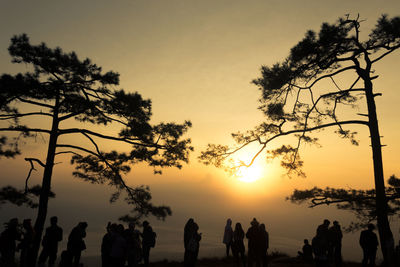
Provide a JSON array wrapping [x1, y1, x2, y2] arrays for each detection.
[[1, 0, 400, 263]]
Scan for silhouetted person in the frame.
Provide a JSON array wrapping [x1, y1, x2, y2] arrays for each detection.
[[141, 221, 156, 267], [184, 218, 195, 266], [360, 224, 378, 267], [328, 221, 342, 266], [0, 218, 21, 267], [259, 224, 269, 267], [19, 219, 34, 267], [38, 216, 63, 267], [124, 222, 142, 267], [312, 234, 328, 267], [246, 218, 261, 267], [67, 221, 87, 267], [312, 219, 330, 267], [110, 224, 127, 267], [395, 240, 400, 266], [223, 218, 234, 257], [317, 219, 330, 242], [298, 239, 313, 262], [101, 222, 113, 267], [184, 222, 201, 267], [232, 222, 246, 267]]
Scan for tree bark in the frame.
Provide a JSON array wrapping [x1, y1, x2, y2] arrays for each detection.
[[28, 95, 60, 267], [364, 75, 395, 266]]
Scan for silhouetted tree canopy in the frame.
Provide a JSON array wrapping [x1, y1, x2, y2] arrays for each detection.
[[288, 175, 400, 232], [201, 15, 399, 175], [0, 34, 193, 265], [0, 185, 55, 209], [200, 14, 400, 265]]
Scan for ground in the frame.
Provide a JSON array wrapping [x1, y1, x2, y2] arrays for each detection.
[[147, 256, 363, 266]]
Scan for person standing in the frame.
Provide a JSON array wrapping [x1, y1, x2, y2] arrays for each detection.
[[141, 221, 156, 267], [124, 222, 142, 267], [0, 218, 21, 267], [19, 219, 35, 267], [101, 222, 114, 267], [184, 218, 195, 266], [38, 216, 63, 267], [359, 224, 378, 267], [312, 219, 330, 267], [110, 224, 127, 267], [232, 222, 246, 267], [329, 221, 343, 267], [223, 218, 234, 257], [67, 222, 88, 267], [184, 222, 201, 267], [317, 219, 330, 243], [259, 224, 269, 267], [246, 218, 261, 267]]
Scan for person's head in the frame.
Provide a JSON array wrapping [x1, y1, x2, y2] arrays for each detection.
[[368, 224, 375, 231], [323, 219, 330, 226], [79, 222, 88, 229], [260, 223, 266, 231], [185, 218, 194, 231], [50, 216, 58, 226], [6, 218, 18, 229], [23, 219, 31, 229], [251, 218, 259, 227], [143, 221, 149, 228], [333, 220, 339, 226], [129, 222, 135, 230], [106, 222, 112, 232], [226, 218, 232, 226], [235, 222, 242, 231], [110, 223, 118, 233], [304, 239, 309, 245], [117, 224, 124, 234]]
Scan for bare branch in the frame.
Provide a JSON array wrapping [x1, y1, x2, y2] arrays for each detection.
[[58, 128, 157, 148], [56, 144, 98, 157], [16, 97, 54, 109], [23, 158, 45, 193], [0, 112, 53, 120], [371, 44, 400, 63], [0, 127, 51, 134]]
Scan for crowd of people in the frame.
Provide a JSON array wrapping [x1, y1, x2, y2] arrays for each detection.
[[0, 217, 87, 267], [0, 218, 156, 267], [225, 218, 269, 267], [302, 219, 343, 267], [2, 216, 400, 267], [297, 219, 400, 267], [100, 221, 156, 267]]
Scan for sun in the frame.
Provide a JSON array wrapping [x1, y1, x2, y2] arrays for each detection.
[[236, 163, 263, 183]]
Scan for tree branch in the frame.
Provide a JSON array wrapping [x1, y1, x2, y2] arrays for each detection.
[[0, 112, 53, 120], [371, 45, 400, 63], [16, 97, 54, 109], [58, 128, 158, 148], [0, 127, 51, 134], [23, 158, 45, 193], [56, 144, 99, 157]]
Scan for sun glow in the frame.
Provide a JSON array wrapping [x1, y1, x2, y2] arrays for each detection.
[[236, 163, 264, 183]]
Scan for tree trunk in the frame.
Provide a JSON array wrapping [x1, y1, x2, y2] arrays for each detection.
[[28, 97, 60, 267], [364, 77, 395, 266]]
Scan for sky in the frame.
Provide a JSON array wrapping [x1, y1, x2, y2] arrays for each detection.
[[1, 0, 400, 264]]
